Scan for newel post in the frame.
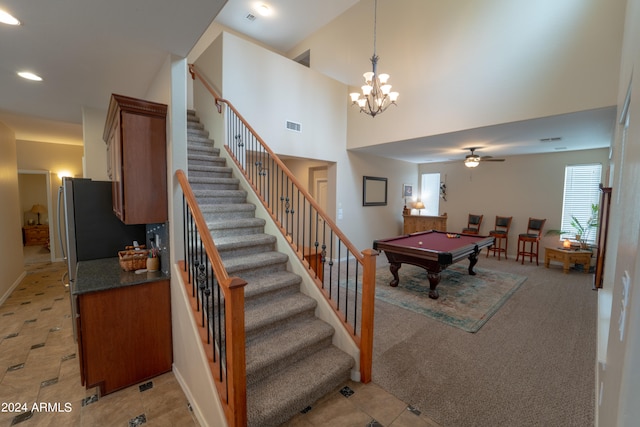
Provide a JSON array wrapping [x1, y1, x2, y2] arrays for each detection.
[[360, 248, 379, 383], [224, 277, 247, 427]]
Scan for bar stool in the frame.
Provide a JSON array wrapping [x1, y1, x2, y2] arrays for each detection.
[[487, 216, 512, 260], [516, 218, 546, 265], [462, 213, 483, 234]]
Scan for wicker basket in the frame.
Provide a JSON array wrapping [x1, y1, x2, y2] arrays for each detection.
[[118, 245, 149, 271]]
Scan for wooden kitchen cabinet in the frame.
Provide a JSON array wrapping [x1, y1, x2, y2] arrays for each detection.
[[77, 279, 172, 396], [104, 94, 168, 224], [403, 213, 448, 234]]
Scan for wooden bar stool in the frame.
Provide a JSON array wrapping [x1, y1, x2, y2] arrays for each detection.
[[516, 218, 546, 265], [487, 216, 512, 260], [462, 213, 483, 234]]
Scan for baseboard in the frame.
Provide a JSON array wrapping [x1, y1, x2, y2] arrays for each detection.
[[0, 270, 27, 306], [172, 365, 209, 427]]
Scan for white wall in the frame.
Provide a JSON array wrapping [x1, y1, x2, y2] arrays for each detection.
[[82, 106, 109, 181], [0, 122, 25, 304], [220, 32, 347, 162], [287, 0, 625, 150], [418, 148, 608, 257], [192, 32, 419, 251], [338, 150, 418, 249], [597, 0, 640, 424]]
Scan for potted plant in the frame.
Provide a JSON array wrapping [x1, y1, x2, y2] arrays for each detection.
[[546, 203, 599, 249]]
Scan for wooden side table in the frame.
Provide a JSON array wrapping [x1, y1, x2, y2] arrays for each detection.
[[22, 225, 49, 246], [544, 247, 592, 274]]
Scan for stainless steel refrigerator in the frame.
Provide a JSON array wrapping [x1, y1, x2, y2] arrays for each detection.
[[57, 177, 146, 340]]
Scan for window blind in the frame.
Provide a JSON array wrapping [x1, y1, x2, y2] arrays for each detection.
[[561, 164, 602, 243]]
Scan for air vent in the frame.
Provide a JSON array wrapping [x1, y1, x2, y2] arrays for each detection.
[[539, 137, 562, 142], [286, 121, 301, 132], [245, 13, 256, 22]]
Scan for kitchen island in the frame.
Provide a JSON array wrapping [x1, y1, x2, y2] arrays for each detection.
[[74, 257, 172, 396]]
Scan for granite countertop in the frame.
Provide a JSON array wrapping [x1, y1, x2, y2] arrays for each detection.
[[73, 257, 170, 295]]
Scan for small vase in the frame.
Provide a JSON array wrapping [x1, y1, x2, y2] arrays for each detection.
[[146, 257, 160, 272]]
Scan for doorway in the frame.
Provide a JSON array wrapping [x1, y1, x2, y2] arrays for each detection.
[[18, 170, 54, 264]]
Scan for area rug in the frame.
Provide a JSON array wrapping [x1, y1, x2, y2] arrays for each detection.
[[374, 263, 527, 333]]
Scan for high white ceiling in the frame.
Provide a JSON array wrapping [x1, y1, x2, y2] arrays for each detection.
[[0, 0, 229, 145], [0, 0, 617, 163]]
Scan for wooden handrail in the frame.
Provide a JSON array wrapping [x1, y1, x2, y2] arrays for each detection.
[[176, 169, 247, 427], [188, 63, 364, 264], [188, 62, 377, 385]]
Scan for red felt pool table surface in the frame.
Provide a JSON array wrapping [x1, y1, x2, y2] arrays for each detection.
[[373, 230, 495, 299], [382, 230, 489, 252]]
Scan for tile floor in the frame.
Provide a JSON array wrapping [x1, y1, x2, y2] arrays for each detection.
[[1, 259, 441, 427]]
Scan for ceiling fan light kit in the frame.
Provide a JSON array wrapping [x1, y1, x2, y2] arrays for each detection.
[[464, 157, 480, 168], [464, 147, 505, 168]]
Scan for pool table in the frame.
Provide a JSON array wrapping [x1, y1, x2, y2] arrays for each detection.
[[373, 230, 495, 299]]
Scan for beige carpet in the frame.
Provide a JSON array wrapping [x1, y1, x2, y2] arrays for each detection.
[[372, 256, 596, 427]]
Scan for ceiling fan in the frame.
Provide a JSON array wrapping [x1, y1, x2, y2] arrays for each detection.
[[464, 147, 505, 168]]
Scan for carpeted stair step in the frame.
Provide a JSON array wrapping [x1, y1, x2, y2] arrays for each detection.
[[187, 139, 220, 156], [222, 251, 289, 278], [187, 126, 209, 139], [189, 162, 233, 181], [243, 292, 317, 342], [187, 120, 205, 132], [187, 155, 225, 171], [186, 109, 355, 427], [245, 317, 335, 386], [214, 233, 276, 259], [242, 270, 302, 303], [187, 109, 199, 122], [193, 189, 247, 205], [187, 132, 209, 144], [189, 176, 239, 190], [186, 139, 219, 150], [199, 203, 256, 221], [246, 346, 354, 427], [207, 217, 265, 238]]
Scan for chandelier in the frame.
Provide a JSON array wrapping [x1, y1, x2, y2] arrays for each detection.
[[349, 0, 398, 118]]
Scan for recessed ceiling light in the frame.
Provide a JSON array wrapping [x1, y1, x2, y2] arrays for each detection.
[[256, 4, 272, 17], [18, 71, 43, 81], [0, 9, 21, 25]]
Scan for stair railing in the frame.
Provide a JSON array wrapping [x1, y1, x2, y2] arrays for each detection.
[[189, 63, 377, 383], [176, 169, 248, 427]]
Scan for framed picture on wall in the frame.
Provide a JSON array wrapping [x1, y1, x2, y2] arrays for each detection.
[[363, 176, 388, 206], [402, 184, 413, 198]]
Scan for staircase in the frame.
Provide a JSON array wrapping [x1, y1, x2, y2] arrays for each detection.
[[186, 110, 355, 427]]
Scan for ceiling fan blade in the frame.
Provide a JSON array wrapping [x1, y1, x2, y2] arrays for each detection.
[[481, 157, 505, 162]]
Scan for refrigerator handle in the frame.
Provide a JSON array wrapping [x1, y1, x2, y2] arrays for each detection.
[[57, 186, 66, 260]]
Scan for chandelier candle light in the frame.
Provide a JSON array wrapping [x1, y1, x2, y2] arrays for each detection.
[[349, 0, 398, 117]]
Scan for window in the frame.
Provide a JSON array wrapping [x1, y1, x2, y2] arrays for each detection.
[[420, 173, 440, 216], [561, 164, 602, 243]]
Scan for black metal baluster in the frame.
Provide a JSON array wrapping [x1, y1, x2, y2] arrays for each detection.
[[204, 286, 211, 343], [353, 260, 360, 334], [345, 248, 350, 324]]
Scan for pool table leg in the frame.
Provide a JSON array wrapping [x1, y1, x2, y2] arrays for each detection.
[[467, 250, 480, 276], [389, 263, 401, 287], [427, 272, 441, 299]]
